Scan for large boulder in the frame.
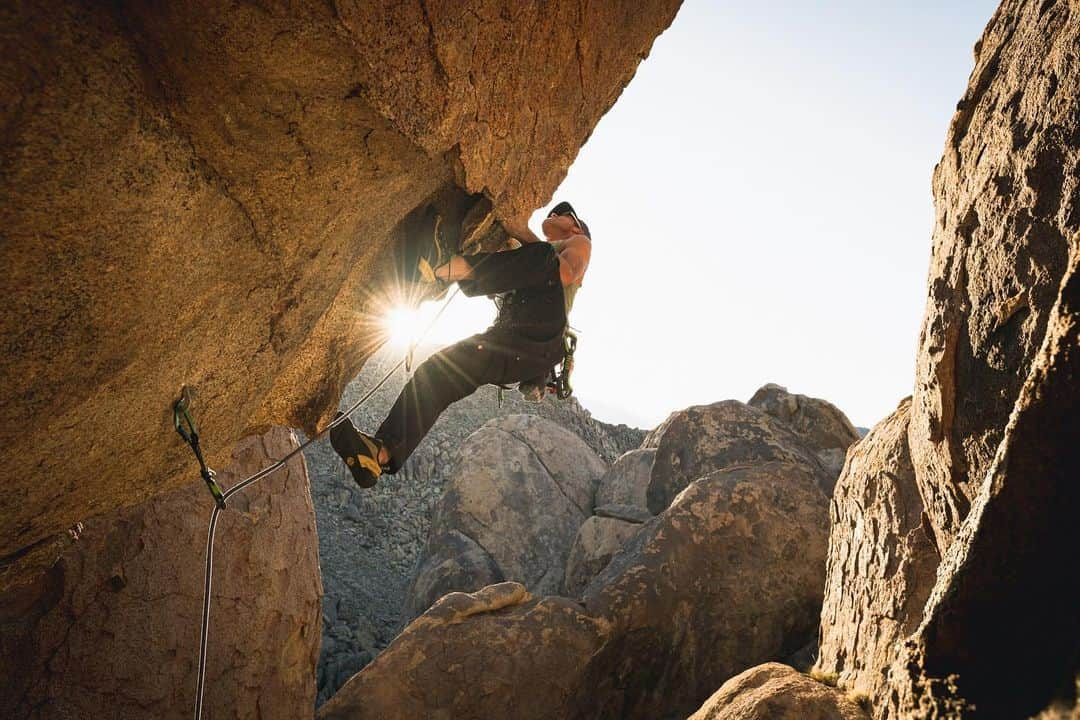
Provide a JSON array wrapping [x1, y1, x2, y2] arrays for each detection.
[[582, 461, 830, 719], [404, 414, 606, 617], [595, 448, 656, 511], [688, 663, 870, 720], [323, 460, 830, 719], [907, 0, 1079, 553], [814, 398, 940, 710], [812, 1, 1080, 715], [0, 428, 322, 719], [319, 583, 607, 720], [748, 383, 861, 484], [645, 400, 826, 513], [0, 0, 681, 581]]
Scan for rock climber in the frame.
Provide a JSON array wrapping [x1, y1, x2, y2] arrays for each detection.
[[329, 201, 592, 488]]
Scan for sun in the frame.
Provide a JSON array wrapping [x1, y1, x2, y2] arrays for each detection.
[[383, 304, 426, 348]]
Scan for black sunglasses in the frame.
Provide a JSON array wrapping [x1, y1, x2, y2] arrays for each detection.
[[548, 204, 583, 228]]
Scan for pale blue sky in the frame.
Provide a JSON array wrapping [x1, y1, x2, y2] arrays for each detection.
[[413, 0, 999, 429]]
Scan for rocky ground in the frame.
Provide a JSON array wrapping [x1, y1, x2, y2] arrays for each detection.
[[303, 343, 643, 705]]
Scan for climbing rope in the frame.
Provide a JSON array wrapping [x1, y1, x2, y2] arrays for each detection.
[[185, 286, 460, 720]]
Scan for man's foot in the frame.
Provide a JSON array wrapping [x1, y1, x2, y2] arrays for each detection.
[[329, 412, 386, 489]]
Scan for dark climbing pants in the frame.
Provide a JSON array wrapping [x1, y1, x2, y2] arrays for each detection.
[[376, 243, 566, 473]]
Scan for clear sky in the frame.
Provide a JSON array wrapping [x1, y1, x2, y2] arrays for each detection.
[[395, 0, 1000, 430]]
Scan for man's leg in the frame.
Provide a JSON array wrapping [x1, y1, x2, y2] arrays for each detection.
[[375, 335, 501, 473]]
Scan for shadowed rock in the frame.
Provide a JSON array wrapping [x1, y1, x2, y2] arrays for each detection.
[[688, 663, 870, 720], [562, 516, 640, 597], [888, 242, 1080, 718], [0, 428, 321, 720], [405, 530, 504, 622]]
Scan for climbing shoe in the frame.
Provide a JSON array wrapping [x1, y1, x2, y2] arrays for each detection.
[[329, 412, 385, 489]]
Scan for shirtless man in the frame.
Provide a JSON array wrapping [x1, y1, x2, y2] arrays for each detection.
[[330, 201, 592, 488]]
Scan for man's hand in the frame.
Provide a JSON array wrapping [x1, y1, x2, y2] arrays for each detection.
[[500, 214, 544, 245], [433, 255, 474, 282]]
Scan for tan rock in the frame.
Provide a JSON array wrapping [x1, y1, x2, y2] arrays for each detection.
[[0, 428, 321, 719], [814, 398, 940, 710], [0, 0, 681, 571], [748, 383, 860, 487], [688, 663, 870, 720], [645, 400, 826, 513], [562, 515, 640, 597]]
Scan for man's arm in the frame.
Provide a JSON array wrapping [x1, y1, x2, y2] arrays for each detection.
[[556, 235, 591, 286], [435, 255, 474, 282], [500, 215, 544, 245]]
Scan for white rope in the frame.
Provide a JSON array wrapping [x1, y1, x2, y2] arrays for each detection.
[[193, 286, 459, 719]]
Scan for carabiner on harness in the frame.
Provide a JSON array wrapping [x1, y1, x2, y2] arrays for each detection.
[[173, 386, 227, 509]]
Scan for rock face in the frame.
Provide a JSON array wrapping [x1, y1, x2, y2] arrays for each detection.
[[908, 0, 1078, 554], [815, 398, 940, 711], [319, 459, 830, 720], [645, 400, 825, 513], [404, 414, 606, 618], [0, 0, 681, 579], [748, 384, 861, 484], [815, 1, 1080, 716], [688, 663, 870, 720], [890, 244, 1079, 718], [0, 428, 321, 719], [306, 345, 643, 705]]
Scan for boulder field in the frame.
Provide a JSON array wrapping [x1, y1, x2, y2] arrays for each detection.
[[323, 387, 859, 719]]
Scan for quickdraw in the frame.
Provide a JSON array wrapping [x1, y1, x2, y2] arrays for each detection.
[[551, 329, 577, 400], [173, 386, 226, 509]]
